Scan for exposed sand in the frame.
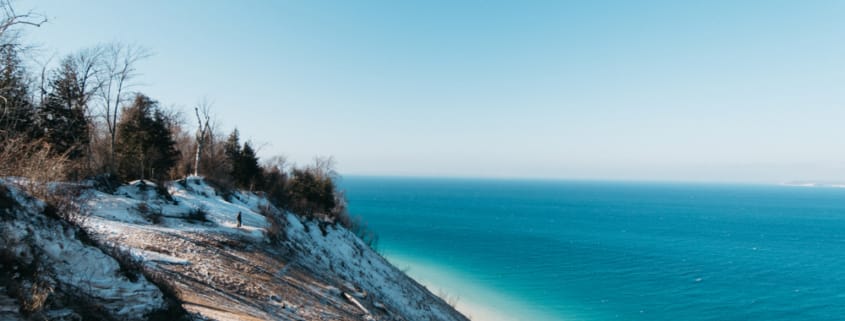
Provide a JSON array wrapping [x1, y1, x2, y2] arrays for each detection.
[[441, 295, 519, 321], [385, 252, 559, 321]]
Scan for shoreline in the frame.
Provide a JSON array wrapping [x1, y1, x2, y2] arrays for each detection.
[[384, 251, 561, 321]]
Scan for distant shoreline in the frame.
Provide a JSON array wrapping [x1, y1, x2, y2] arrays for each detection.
[[780, 181, 845, 188], [383, 251, 563, 321]]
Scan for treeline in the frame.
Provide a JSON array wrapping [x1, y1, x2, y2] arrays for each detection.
[[0, 3, 352, 227]]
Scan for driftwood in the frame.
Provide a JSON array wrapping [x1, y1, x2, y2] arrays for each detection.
[[343, 292, 370, 316]]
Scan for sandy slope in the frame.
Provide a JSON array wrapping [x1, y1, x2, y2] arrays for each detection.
[[75, 177, 470, 321]]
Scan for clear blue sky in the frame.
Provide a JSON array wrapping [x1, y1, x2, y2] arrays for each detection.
[[18, 0, 845, 183]]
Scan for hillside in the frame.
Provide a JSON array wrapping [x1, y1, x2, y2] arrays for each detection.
[[0, 177, 470, 321]]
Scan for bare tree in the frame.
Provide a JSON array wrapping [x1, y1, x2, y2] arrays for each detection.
[[0, 0, 45, 41], [201, 120, 230, 182], [193, 98, 213, 176], [311, 155, 338, 180], [94, 43, 149, 171], [263, 155, 288, 173], [38, 46, 104, 110], [41, 47, 107, 174], [67, 46, 105, 110], [36, 53, 54, 104]]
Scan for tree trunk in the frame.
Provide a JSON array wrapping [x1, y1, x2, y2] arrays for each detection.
[[194, 140, 201, 177], [193, 106, 210, 177]]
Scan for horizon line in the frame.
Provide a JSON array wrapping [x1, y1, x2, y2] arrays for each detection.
[[337, 173, 831, 187]]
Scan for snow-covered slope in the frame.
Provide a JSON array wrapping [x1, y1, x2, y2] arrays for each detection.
[[0, 182, 166, 320], [1, 177, 469, 321], [285, 216, 468, 321]]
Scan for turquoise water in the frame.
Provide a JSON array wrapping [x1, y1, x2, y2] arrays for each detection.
[[342, 177, 845, 321]]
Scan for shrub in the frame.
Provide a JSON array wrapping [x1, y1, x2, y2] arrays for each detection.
[[134, 203, 164, 225], [134, 202, 150, 215], [155, 181, 175, 203], [0, 235, 53, 316], [18, 279, 53, 314], [203, 176, 235, 202], [0, 137, 79, 201], [100, 242, 143, 283], [437, 288, 460, 309], [0, 184, 16, 213], [42, 184, 86, 223], [260, 204, 286, 243], [344, 215, 379, 250], [150, 208, 164, 225], [284, 167, 336, 220], [91, 173, 121, 194], [262, 164, 289, 210], [0, 138, 71, 180], [186, 206, 209, 223]]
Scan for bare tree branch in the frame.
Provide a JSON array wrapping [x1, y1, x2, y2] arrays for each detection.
[[70, 46, 105, 111], [93, 42, 150, 172], [36, 53, 55, 104], [194, 98, 213, 176], [0, 0, 46, 42]]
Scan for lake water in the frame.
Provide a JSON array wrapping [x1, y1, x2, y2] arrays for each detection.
[[342, 177, 845, 321]]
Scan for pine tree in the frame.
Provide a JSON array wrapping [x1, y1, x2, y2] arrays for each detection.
[[238, 141, 262, 190], [0, 44, 34, 139], [222, 129, 263, 190], [148, 107, 179, 180], [34, 59, 90, 159], [223, 129, 241, 166], [223, 128, 242, 184], [115, 94, 179, 181]]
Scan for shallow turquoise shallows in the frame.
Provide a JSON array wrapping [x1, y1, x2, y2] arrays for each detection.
[[341, 177, 845, 321]]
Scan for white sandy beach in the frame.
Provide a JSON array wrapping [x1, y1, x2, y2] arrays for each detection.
[[385, 252, 561, 321]]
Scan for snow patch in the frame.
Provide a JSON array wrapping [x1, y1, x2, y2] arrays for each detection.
[[0, 183, 165, 320]]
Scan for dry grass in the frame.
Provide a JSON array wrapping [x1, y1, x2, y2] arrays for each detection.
[[260, 204, 287, 243], [0, 138, 95, 231], [18, 280, 53, 314], [0, 137, 72, 179], [438, 288, 460, 309]]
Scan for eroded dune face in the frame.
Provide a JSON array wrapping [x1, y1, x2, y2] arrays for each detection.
[[1, 178, 468, 321]]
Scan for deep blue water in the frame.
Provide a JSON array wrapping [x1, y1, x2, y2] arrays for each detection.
[[341, 177, 845, 321]]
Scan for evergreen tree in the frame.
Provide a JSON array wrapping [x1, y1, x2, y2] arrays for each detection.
[[223, 128, 242, 184], [115, 94, 179, 181], [0, 44, 34, 139], [263, 162, 289, 208], [286, 167, 336, 219], [222, 129, 262, 189], [148, 107, 179, 179], [223, 128, 241, 167], [34, 59, 90, 159], [238, 141, 262, 190]]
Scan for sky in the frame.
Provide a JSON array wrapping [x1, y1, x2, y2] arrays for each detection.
[[17, 0, 845, 183]]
